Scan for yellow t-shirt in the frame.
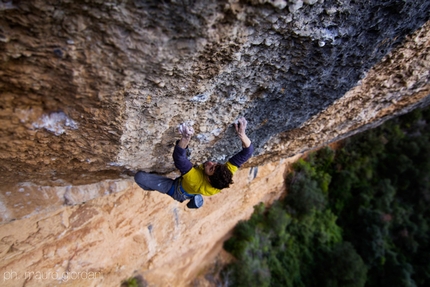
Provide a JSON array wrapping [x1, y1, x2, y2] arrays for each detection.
[[182, 162, 238, 196]]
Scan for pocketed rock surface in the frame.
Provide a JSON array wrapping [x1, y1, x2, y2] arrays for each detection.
[[1, 0, 429, 186], [1, 0, 430, 286]]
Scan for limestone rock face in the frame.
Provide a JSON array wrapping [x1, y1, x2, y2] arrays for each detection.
[[1, 0, 429, 187], [1, 0, 430, 286], [0, 158, 298, 287]]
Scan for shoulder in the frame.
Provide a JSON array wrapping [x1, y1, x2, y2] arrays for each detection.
[[226, 162, 238, 174], [182, 166, 222, 196], [183, 166, 204, 180]]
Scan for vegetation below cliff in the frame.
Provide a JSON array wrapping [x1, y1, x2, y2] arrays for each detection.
[[222, 106, 430, 287]]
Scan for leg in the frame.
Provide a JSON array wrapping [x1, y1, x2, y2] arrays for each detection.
[[134, 171, 174, 194]]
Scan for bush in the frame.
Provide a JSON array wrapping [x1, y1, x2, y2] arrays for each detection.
[[316, 242, 367, 287], [285, 159, 329, 216], [222, 106, 430, 287]]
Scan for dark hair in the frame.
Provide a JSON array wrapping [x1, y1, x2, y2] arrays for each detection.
[[209, 164, 234, 189]]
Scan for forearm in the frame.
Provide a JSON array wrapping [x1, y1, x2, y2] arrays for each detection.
[[177, 136, 190, 149], [235, 117, 251, 148], [173, 141, 193, 174], [177, 122, 193, 149], [229, 143, 254, 167], [239, 134, 251, 148], [173, 122, 194, 174]]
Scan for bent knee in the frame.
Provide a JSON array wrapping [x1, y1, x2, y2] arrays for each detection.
[[134, 171, 146, 184]]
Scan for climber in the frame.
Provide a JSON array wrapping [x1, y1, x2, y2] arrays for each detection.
[[134, 117, 254, 208]]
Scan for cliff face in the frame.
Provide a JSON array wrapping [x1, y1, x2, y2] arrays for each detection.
[[0, 158, 298, 287], [1, 0, 429, 186], [1, 0, 430, 286]]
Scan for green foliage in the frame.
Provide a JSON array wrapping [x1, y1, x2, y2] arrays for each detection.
[[221, 149, 352, 287], [222, 106, 430, 287], [120, 275, 146, 287], [121, 277, 138, 287], [223, 203, 344, 287], [327, 107, 430, 286], [285, 158, 330, 216], [316, 242, 368, 287]]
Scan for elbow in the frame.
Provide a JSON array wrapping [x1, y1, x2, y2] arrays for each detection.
[[249, 143, 255, 153]]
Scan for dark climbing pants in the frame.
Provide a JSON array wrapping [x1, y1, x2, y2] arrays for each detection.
[[134, 171, 174, 193], [134, 171, 192, 202]]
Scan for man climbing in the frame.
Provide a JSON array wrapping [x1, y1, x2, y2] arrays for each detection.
[[134, 117, 254, 208]]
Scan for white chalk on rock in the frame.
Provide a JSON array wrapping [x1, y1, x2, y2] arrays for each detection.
[[177, 121, 195, 136]]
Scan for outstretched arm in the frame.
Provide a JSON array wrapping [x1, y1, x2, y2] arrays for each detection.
[[177, 123, 194, 149], [173, 123, 194, 175], [230, 117, 254, 168], [234, 117, 251, 148]]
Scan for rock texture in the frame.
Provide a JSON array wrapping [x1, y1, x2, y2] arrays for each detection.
[[0, 157, 298, 287], [1, 0, 429, 187], [1, 0, 430, 286], [263, 19, 430, 162]]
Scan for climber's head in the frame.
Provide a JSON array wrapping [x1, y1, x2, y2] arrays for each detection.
[[204, 161, 233, 189]]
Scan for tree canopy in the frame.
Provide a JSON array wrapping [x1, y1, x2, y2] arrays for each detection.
[[222, 106, 430, 287]]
